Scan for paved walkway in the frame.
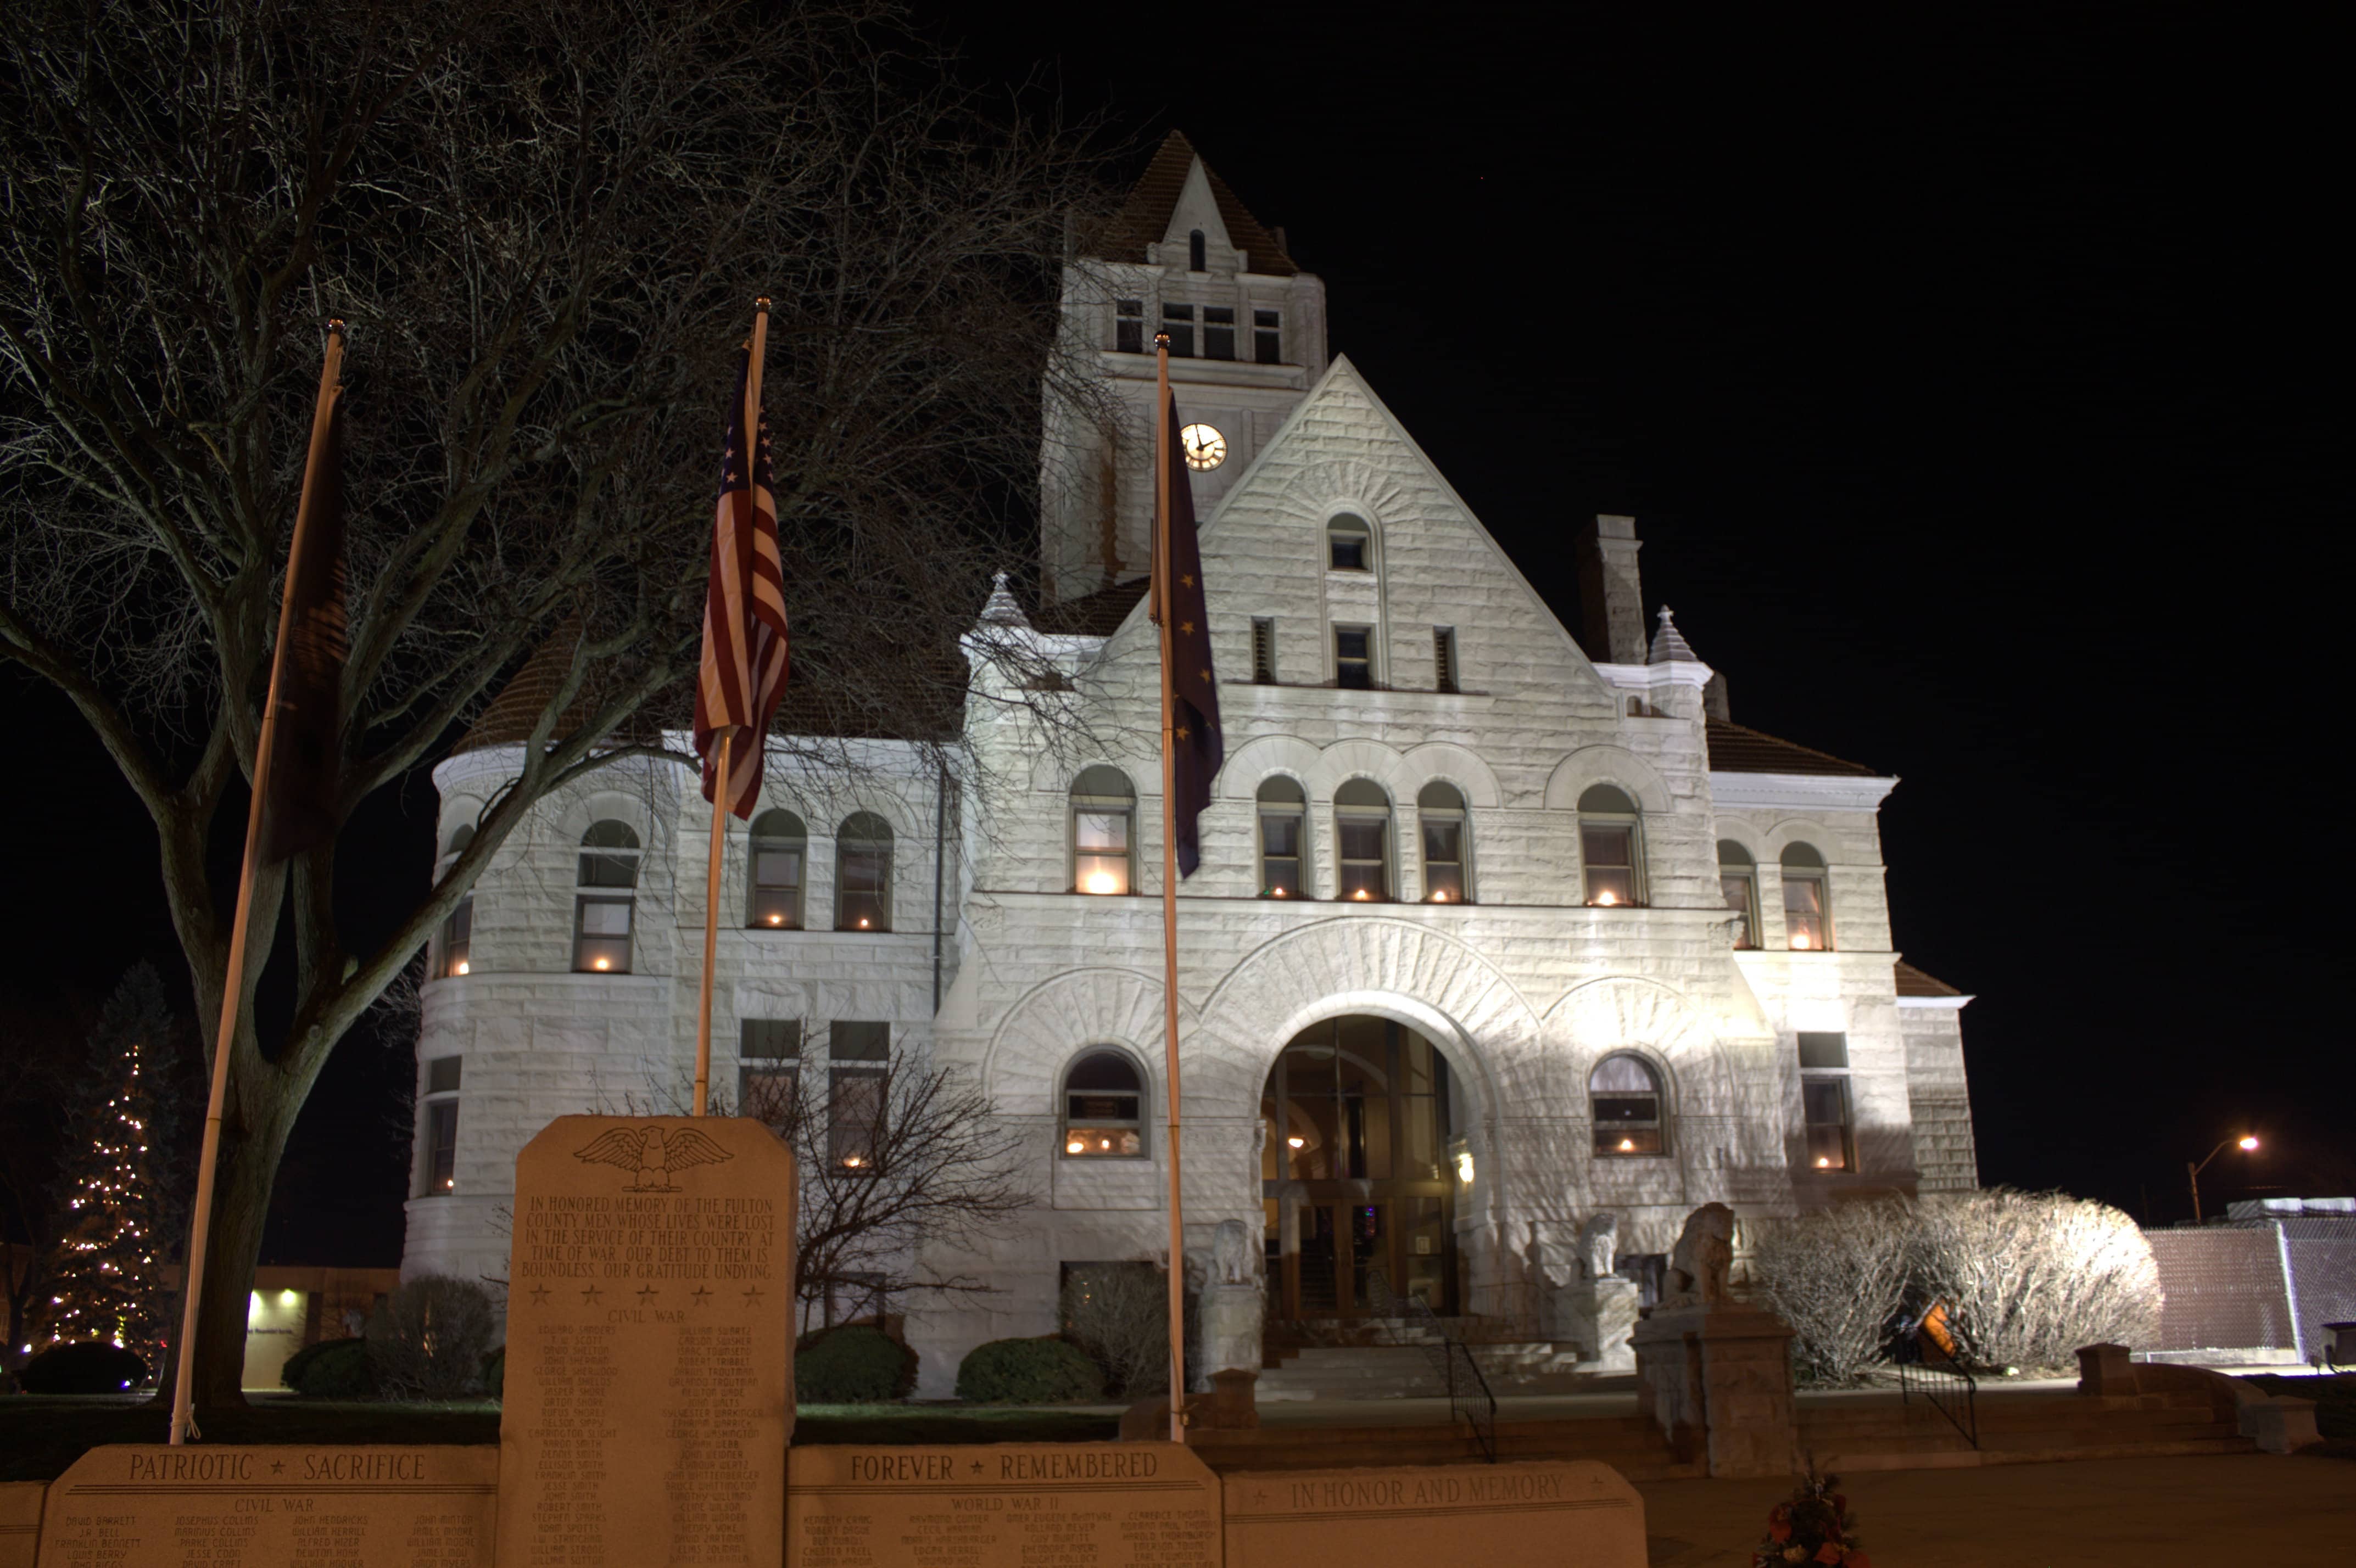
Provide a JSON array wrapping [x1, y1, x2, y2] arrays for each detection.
[[1637, 1453, 2356, 1566]]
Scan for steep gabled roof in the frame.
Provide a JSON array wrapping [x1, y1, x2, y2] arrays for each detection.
[[1033, 576, 1150, 637], [1894, 960, 1965, 998], [1704, 716, 1878, 777], [1096, 130, 1298, 276]]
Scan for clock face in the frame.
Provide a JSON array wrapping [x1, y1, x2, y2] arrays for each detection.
[[1179, 423, 1227, 471]]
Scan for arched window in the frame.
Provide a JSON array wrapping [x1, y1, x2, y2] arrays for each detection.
[[1590, 1054, 1665, 1156], [746, 810, 806, 929], [1327, 513, 1371, 572], [1257, 776, 1307, 897], [1718, 841, 1759, 950], [1418, 781, 1470, 903], [1578, 785, 1644, 907], [1335, 779, 1393, 901], [439, 825, 476, 978], [573, 820, 640, 973], [836, 813, 894, 931], [1061, 1050, 1146, 1158], [1070, 766, 1136, 895], [1188, 228, 1207, 272], [1781, 843, 1831, 950]]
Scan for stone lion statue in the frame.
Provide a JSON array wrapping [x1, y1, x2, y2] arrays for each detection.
[[1576, 1211, 1620, 1281], [1209, 1218, 1254, 1287], [1660, 1202, 1735, 1308]]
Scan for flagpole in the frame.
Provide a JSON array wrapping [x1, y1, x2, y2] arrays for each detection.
[[1153, 334, 1186, 1442], [694, 301, 771, 1118], [169, 322, 345, 1445]]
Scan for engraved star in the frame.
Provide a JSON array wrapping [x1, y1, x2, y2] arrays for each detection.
[[969, 1461, 985, 1475], [271, 1461, 286, 1476], [637, 1284, 659, 1304], [529, 1285, 552, 1307], [580, 1285, 603, 1305], [731, 1285, 752, 1307]]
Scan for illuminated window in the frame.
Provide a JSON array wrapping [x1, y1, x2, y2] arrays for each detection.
[[1115, 298, 1144, 355], [1797, 1032, 1853, 1171], [739, 1019, 800, 1130], [746, 809, 806, 929], [1327, 514, 1371, 572], [1188, 228, 1207, 272], [1160, 301, 1194, 357], [1254, 308, 1282, 365], [422, 1056, 462, 1195], [1590, 1054, 1664, 1156], [1069, 766, 1136, 895], [836, 813, 894, 931], [1782, 843, 1831, 950], [1061, 1049, 1146, 1158], [1578, 786, 1644, 907], [828, 1023, 889, 1170], [1418, 781, 1470, 903], [572, 820, 639, 973], [1257, 776, 1307, 896], [1203, 305, 1236, 361], [1335, 779, 1393, 901], [438, 825, 476, 978], [1718, 841, 1760, 950]]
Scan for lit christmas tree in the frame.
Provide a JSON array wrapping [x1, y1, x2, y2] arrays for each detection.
[[41, 964, 185, 1370]]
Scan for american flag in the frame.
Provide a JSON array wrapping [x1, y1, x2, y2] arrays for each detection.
[[694, 339, 790, 816]]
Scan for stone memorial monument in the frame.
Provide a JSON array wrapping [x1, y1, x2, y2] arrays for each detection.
[[1221, 1460, 1644, 1567], [4, 1481, 44, 1568], [789, 1442, 1220, 1567], [34, 1445, 496, 1567], [1548, 1211, 1639, 1373], [1196, 1218, 1265, 1392], [1630, 1202, 1798, 1478], [497, 1115, 796, 1568]]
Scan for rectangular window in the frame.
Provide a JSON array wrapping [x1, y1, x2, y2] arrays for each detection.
[[1115, 298, 1144, 355], [750, 843, 803, 929], [577, 846, 638, 888], [1328, 533, 1368, 571], [425, 1100, 459, 1195], [1784, 873, 1829, 950], [739, 1020, 800, 1128], [838, 842, 891, 931], [1259, 808, 1303, 895], [1433, 628, 1458, 693], [426, 1056, 464, 1094], [1422, 816, 1465, 903], [831, 1021, 890, 1061], [1160, 302, 1194, 358], [828, 1022, 889, 1169], [1797, 1032, 1850, 1070], [1337, 816, 1390, 900], [572, 895, 634, 973], [1802, 1077, 1853, 1171], [1074, 805, 1132, 895], [1334, 626, 1373, 689], [1202, 305, 1236, 361], [1251, 618, 1276, 684], [1254, 308, 1282, 365], [1721, 872, 1758, 949], [1582, 825, 1638, 906], [441, 895, 473, 977]]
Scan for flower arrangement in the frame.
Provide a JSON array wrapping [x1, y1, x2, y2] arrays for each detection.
[[1751, 1467, 1869, 1568]]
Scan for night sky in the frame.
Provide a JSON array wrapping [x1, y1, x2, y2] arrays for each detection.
[[2, 3, 2343, 1266]]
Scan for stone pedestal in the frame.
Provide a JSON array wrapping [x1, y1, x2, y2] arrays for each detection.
[[2075, 1341, 2140, 1396], [1631, 1304, 1797, 1479], [1553, 1278, 1640, 1372], [1197, 1283, 1265, 1389]]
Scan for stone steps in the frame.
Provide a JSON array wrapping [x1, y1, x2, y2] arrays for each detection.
[[1255, 1343, 1598, 1400], [1191, 1414, 1698, 1482]]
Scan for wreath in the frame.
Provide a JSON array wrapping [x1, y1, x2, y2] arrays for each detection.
[[1751, 1466, 1870, 1567]]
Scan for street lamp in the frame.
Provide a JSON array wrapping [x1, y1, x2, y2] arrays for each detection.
[[2186, 1134, 2259, 1223]]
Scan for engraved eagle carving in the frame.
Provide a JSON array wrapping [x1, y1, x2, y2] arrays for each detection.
[[572, 1125, 734, 1191]]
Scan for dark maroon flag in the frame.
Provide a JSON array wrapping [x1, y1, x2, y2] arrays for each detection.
[[258, 373, 348, 862], [1153, 394, 1224, 876]]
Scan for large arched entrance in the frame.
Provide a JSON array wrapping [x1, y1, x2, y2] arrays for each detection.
[[1261, 1016, 1461, 1319]]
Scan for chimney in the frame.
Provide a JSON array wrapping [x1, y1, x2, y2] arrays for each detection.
[[1576, 514, 1647, 665]]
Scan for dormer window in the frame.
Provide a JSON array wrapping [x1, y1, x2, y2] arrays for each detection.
[[1161, 302, 1194, 357], [1189, 228, 1207, 272], [1116, 299, 1143, 355], [1254, 309, 1282, 364], [1327, 514, 1371, 571], [1203, 306, 1236, 361]]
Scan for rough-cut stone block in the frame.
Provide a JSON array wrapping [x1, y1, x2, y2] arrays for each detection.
[[1633, 1304, 1798, 1479], [35, 1446, 494, 1567], [2075, 1342, 2139, 1396], [1221, 1461, 1644, 1567], [2, 1482, 42, 1568]]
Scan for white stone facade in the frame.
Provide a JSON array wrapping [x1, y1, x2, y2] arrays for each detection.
[[401, 143, 1978, 1397]]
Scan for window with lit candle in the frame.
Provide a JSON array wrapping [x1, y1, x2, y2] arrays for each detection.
[[746, 809, 806, 929], [828, 1022, 889, 1170], [1418, 781, 1470, 903], [1335, 778, 1393, 901], [421, 1055, 462, 1195], [1797, 1032, 1854, 1170], [1059, 1049, 1146, 1158], [1780, 843, 1832, 951], [1257, 776, 1307, 895], [1589, 1053, 1665, 1156], [437, 824, 477, 977], [1718, 841, 1760, 950], [572, 819, 639, 973], [1068, 766, 1135, 895], [1578, 785, 1644, 908], [835, 813, 894, 932]]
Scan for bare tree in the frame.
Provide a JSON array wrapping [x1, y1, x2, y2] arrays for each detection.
[[1907, 1189, 2160, 1371], [0, 0, 1106, 1408], [1748, 1199, 1913, 1386]]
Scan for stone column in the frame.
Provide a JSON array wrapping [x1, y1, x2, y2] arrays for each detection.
[[1554, 1278, 1641, 1373], [1632, 1304, 1799, 1477]]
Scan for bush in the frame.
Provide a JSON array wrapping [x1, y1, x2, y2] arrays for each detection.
[[1908, 1189, 2159, 1371], [954, 1336, 1104, 1404], [1060, 1262, 1168, 1397], [366, 1275, 499, 1399], [281, 1337, 375, 1397], [480, 1345, 505, 1400], [796, 1326, 918, 1403], [1749, 1200, 1912, 1386], [19, 1342, 149, 1393]]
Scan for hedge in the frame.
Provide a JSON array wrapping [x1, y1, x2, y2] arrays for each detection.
[[796, 1326, 917, 1403], [954, 1337, 1104, 1404]]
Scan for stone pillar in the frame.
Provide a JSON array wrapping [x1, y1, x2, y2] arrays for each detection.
[[1632, 1304, 1799, 1478], [2075, 1341, 2140, 1396], [1198, 1282, 1265, 1390], [1576, 514, 1647, 665], [1554, 1278, 1640, 1373]]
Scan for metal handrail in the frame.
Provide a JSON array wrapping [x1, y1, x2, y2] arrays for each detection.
[[1894, 1330, 1979, 1449], [1365, 1270, 1498, 1461]]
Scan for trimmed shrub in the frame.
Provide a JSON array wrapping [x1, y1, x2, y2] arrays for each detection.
[[281, 1337, 375, 1397], [19, 1342, 149, 1393], [954, 1336, 1104, 1404], [1749, 1200, 1912, 1386], [366, 1275, 499, 1399], [1060, 1262, 1168, 1397], [1908, 1189, 2159, 1371], [796, 1326, 917, 1403]]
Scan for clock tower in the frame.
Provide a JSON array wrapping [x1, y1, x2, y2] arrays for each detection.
[[1040, 131, 1328, 605]]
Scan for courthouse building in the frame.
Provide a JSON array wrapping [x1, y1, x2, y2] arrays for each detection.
[[402, 133, 1979, 1393]]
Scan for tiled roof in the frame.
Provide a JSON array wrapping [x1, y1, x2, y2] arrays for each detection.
[[1095, 130, 1298, 277], [1894, 960, 1964, 998], [1035, 576, 1149, 637], [453, 621, 662, 753], [1704, 716, 1878, 777]]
